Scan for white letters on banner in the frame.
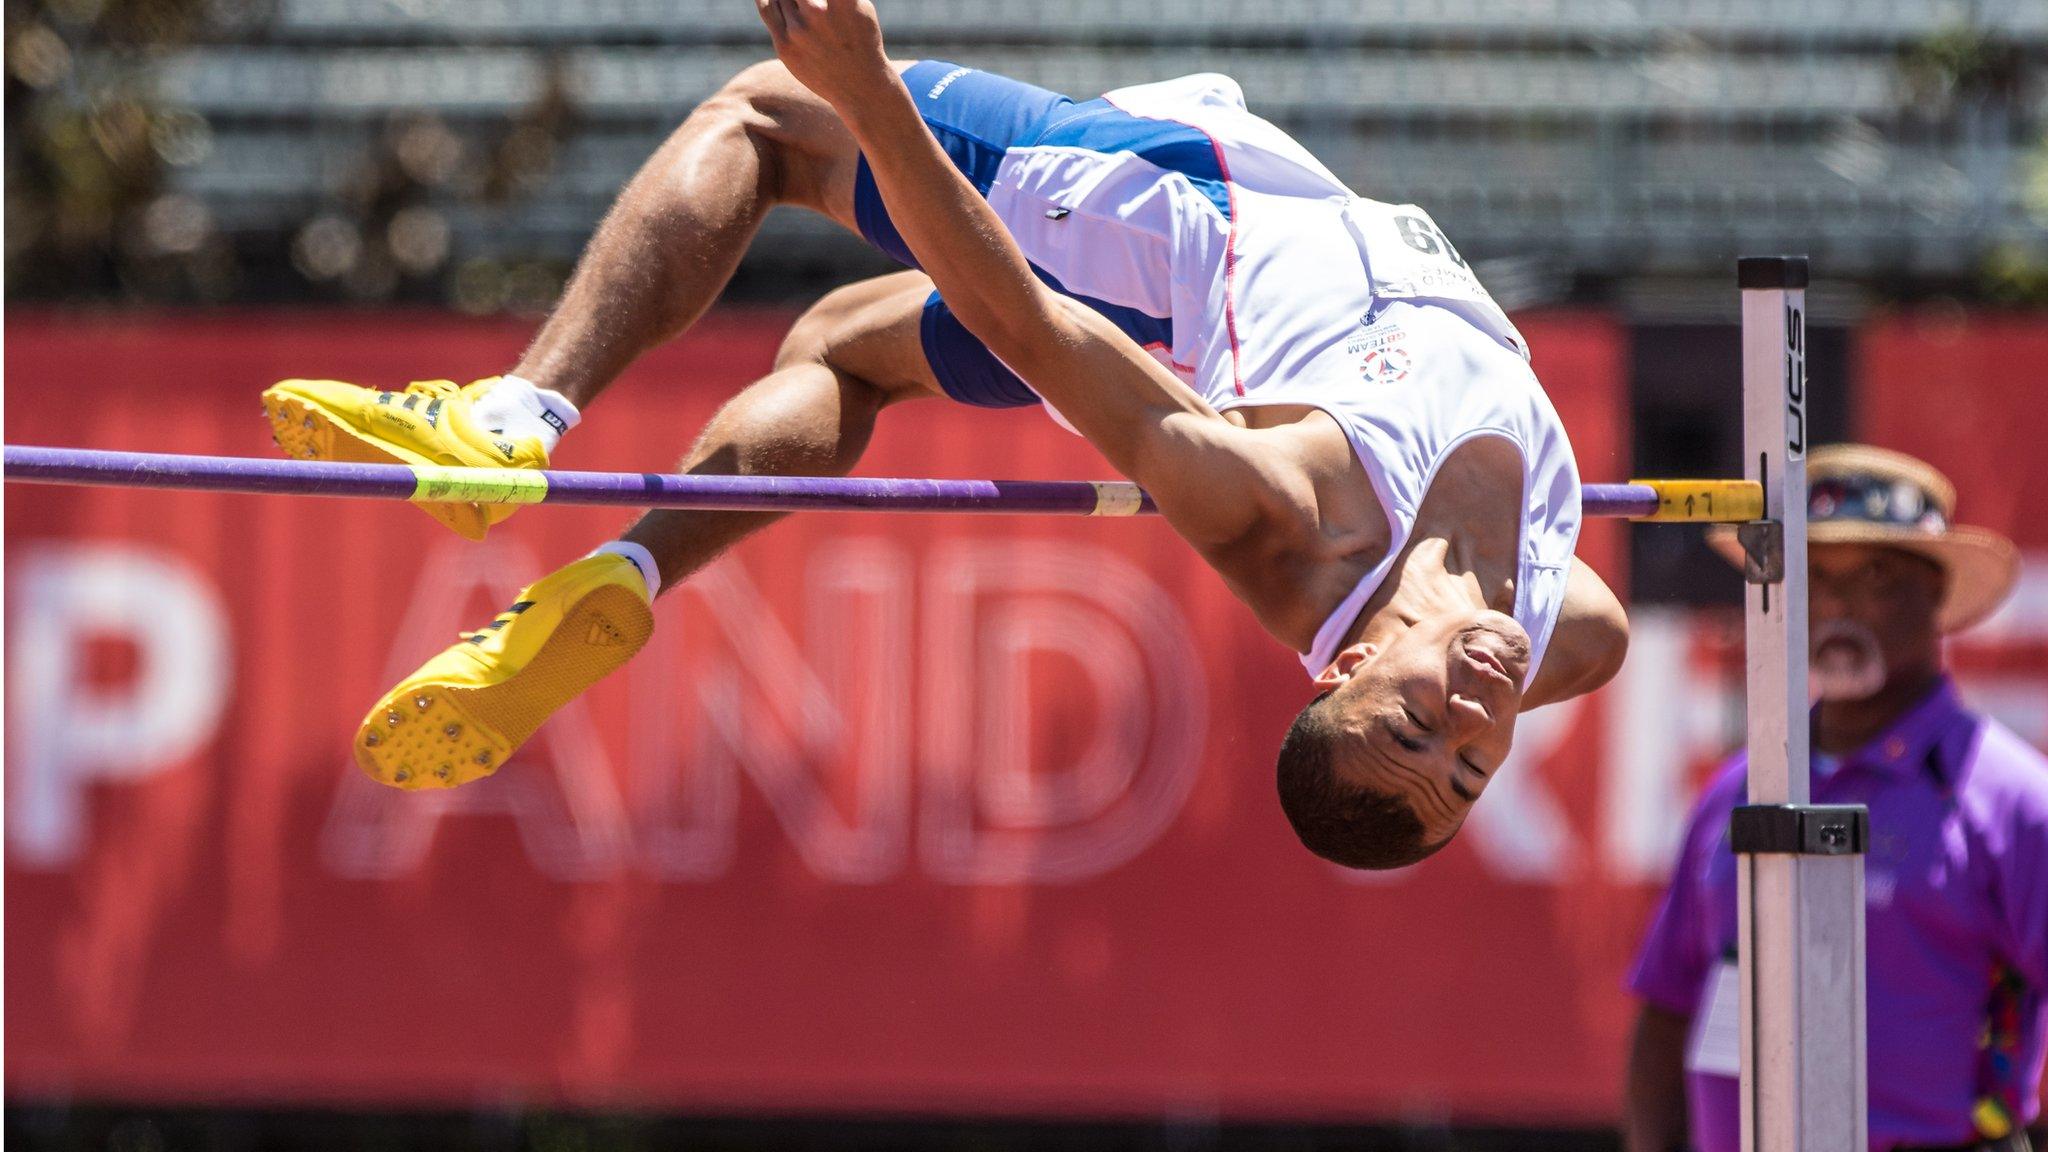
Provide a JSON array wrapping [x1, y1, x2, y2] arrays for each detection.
[[1605, 609, 1742, 882], [635, 539, 915, 883], [1461, 696, 1585, 882], [6, 543, 230, 867], [12, 541, 2044, 883], [319, 540, 633, 882], [324, 536, 1206, 883], [917, 539, 1206, 884]]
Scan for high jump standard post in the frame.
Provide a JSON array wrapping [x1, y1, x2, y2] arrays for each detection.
[[1734, 256, 1868, 1151]]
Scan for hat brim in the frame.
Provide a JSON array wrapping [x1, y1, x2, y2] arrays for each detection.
[[1705, 521, 2020, 633]]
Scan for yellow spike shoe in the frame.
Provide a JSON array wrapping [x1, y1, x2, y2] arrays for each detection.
[[261, 376, 550, 541], [354, 553, 654, 790]]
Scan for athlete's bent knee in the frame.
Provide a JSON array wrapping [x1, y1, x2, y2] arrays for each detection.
[[775, 284, 873, 372], [773, 277, 937, 401]]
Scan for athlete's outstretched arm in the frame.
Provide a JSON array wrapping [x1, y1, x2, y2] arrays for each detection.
[[756, 0, 1301, 548]]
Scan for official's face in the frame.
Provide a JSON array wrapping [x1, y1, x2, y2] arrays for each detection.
[[1807, 543, 1945, 700]]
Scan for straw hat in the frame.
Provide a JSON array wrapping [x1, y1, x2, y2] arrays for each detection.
[[1707, 444, 2020, 633]]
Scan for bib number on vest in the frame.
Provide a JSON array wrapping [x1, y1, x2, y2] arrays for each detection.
[[1343, 198, 1529, 357], [1345, 200, 1494, 305], [1393, 213, 1466, 266]]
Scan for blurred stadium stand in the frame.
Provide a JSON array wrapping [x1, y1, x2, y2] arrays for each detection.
[[7, 0, 2046, 311]]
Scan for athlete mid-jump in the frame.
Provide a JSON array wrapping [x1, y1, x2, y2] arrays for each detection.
[[262, 0, 1628, 869]]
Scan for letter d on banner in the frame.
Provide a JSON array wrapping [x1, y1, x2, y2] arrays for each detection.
[[7, 544, 231, 866], [920, 540, 1206, 883]]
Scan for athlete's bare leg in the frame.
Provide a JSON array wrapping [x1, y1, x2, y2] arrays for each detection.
[[510, 60, 876, 407], [619, 270, 945, 592], [348, 69, 953, 787], [350, 271, 943, 790], [500, 59, 954, 589]]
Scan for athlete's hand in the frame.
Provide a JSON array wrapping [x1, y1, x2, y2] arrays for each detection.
[[756, 0, 894, 112]]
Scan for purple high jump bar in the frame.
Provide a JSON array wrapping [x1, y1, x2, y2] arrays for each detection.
[[3, 445, 1672, 518]]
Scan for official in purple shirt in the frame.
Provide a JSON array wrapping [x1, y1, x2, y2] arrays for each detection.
[[1624, 445, 2048, 1152]]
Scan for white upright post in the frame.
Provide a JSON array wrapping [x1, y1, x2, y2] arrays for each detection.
[[1734, 256, 1868, 1152]]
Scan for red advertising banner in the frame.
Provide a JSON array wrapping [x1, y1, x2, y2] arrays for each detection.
[[1858, 312, 2048, 715], [4, 310, 2039, 1124]]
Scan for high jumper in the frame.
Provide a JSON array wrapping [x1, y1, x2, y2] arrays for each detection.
[[246, 0, 1635, 871], [1, 2, 1867, 1140]]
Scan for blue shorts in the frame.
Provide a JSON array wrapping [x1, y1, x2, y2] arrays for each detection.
[[852, 62, 1071, 411]]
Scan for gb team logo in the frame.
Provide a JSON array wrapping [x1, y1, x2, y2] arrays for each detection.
[[1360, 345, 1412, 383]]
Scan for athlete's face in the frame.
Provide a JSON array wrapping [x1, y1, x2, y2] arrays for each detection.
[[1312, 608, 1530, 841]]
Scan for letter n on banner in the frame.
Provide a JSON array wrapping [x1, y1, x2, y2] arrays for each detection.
[[634, 540, 914, 883]]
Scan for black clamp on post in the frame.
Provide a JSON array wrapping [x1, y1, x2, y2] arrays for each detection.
[[1737, 519, 1784, 585], [1729, 804, 1869, 856]]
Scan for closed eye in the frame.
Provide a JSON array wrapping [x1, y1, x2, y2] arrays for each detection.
[[1384, 716, 1425, 754]]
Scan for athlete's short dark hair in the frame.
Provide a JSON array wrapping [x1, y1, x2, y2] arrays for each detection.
[[1275, 691, 1450, 871]]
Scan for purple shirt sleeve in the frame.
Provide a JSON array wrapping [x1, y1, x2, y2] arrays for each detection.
[[1999, 814, 2048, 990], [1988, 731, 2048, 989], [1628, 781, 1725, 1016]]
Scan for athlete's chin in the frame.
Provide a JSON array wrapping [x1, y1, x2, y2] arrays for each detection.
[[1461, 611, 1529, 659]]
